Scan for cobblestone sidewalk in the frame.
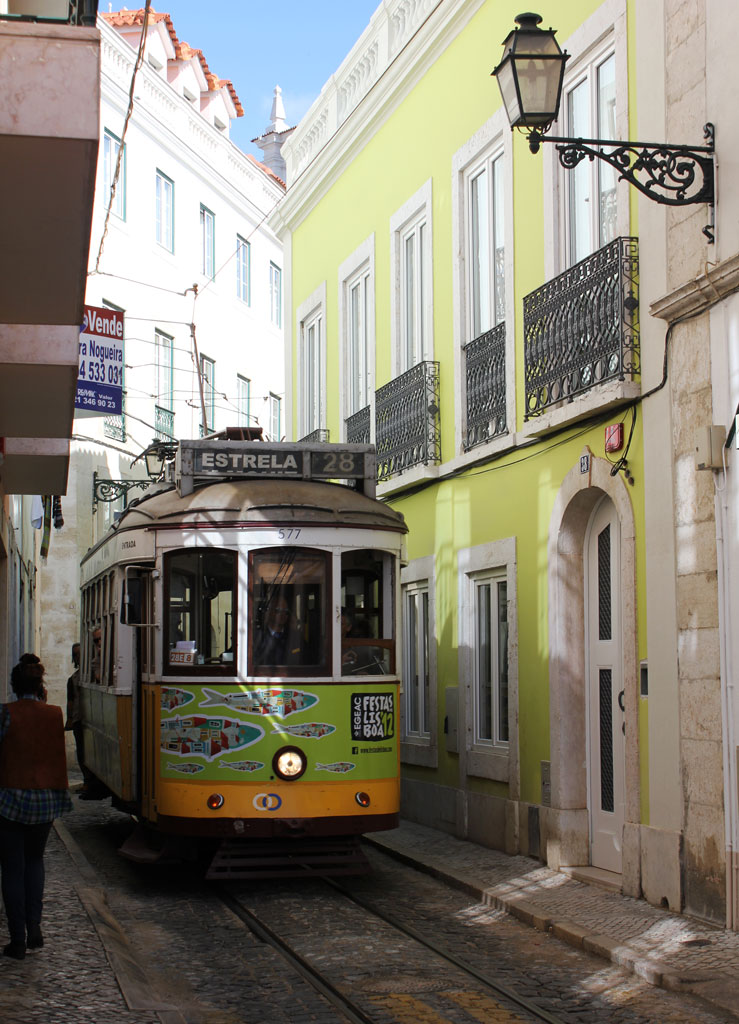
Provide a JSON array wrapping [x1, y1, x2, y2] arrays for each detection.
[[366, 820, 739, 1021]]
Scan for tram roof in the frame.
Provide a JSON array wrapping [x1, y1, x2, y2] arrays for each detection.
[[107, 477, 407, 534]]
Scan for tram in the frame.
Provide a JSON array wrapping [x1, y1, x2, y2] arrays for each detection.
[[78, 436, 406, 876]]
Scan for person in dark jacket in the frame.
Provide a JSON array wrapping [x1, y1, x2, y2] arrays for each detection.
[[0, 654, 71, 960]]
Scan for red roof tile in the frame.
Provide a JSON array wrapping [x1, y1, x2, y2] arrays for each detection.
[[102, 8, 243, 116]]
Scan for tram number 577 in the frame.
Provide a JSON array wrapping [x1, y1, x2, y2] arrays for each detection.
[[277, 528, 301, 540]]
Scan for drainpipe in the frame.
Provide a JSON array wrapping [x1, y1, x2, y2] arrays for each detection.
[[716, 464, 737, 929]]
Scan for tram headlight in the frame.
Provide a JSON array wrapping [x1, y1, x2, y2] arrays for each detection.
[[355, 792, 371, 807], [207, 793, 225, 810], [273, 746, 307, 781]]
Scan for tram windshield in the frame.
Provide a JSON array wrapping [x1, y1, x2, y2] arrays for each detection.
[[249, 547, 330, 677], [164, 549, 236, 672], [341, 549, 394, 675]]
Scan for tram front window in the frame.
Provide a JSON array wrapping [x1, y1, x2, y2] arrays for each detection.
[[165, 549, 236, 672], [341, 550, 394, 675], [249, 548, 330, 677]]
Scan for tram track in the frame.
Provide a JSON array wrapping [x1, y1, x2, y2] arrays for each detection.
[[220, 878, 571, 1024]]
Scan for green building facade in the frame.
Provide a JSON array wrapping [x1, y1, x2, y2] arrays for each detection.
[[272, 0, 734, 924]]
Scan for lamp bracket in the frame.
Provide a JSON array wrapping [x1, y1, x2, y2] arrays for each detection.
[[528, 122, 715, 211], [92, 472, 151, 511]]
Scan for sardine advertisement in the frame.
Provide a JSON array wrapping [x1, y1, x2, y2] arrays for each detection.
[[159, 684, 397, 781]]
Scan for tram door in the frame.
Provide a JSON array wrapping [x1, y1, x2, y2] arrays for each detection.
[[585, 497, 625, 874], [129, 569, 157, 819]]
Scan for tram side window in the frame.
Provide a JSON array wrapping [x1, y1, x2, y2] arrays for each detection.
[[341, 550, 395, 675], [249, 547, 330, 677], [164, 549, 236, 672], [81, 571, 116, 685]]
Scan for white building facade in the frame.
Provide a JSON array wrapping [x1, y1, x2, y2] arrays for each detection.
[[38, 8, 285, 708]]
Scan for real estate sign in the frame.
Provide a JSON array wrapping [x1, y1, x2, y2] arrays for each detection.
[[75, 305, 124, 415]]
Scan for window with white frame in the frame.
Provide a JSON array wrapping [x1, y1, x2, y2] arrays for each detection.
[[200, 205, 215, 278], [270, 262, 282, 327], [268, 392, 281, 440], [339, 237, 375, 439], [391, 181, 433, 375], [458, 537, 516, 781], [236, 374, 250, 426], [155, 170, 174, 251], [296, 283, 326, 439], [467, 150, 505, 339], [236, 235, 250, 303], [103, 129, 124, 219], [300, 309, 322, 436], [200, 354, 215, 433], [472, 572, 509, 746], [403, 582, 430, 738], [155, 330, 173, 411], [564, 48, 617, 265], [347, 266, 371, 415], [400, 555, 437, 767]]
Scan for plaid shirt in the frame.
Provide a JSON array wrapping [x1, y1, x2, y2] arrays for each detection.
[[0, 698, 73, 824]]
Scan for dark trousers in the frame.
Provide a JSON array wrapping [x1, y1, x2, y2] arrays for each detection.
[[72, 721, 95, 786], [0, 816, 52, 943]]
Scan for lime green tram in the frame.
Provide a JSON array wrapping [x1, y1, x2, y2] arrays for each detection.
[[79, 440, 406, 873]]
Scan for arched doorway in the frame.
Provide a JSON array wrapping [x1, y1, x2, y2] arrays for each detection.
[[585, 495, 625, 872], [547, 449, 639, 887]]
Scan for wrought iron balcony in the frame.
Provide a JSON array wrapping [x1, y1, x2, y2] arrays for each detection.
[[299, 428, 330, 443], [375, 361, 440, 481], [345, 405, 370, 445], [155, 405, 175, 441], [0, 0, 98, 25], [463, 323, 507, 451], [523, 237, 639, 419], [104, 392, 127, 442]]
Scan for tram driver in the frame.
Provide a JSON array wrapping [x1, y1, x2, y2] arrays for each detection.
[[253, 588, 302, 668]]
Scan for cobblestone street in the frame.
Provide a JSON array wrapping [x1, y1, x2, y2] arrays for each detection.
[[1, 795, 737, 1024]]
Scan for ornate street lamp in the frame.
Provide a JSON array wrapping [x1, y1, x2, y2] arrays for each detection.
[[492, 13, 715, 233]]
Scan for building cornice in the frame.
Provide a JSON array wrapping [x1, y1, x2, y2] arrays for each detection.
[[272, 0, 485, 236], [649, 252, 739, 322]]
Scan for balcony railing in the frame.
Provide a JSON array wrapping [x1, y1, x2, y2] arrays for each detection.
[[299, 428, 330, 443], [463, 323, 507, 451], [104, 392, 126, 442], [376, 360, 440, 481], [0, 0, 99, 25], [345, 405, 370, 445], [155, 405, 175, 441], [523, 237, 639, 419]]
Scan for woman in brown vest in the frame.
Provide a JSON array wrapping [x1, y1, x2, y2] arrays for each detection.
[[0, 654, 71, 960]]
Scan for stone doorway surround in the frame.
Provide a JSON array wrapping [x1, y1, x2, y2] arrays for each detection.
[[544, 446, 641, 896]]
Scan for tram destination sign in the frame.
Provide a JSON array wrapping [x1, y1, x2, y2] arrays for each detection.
[[178, 441, 376, 496]]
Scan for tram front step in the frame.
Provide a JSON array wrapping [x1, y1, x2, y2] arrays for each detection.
[[205, 836, 370, 880]]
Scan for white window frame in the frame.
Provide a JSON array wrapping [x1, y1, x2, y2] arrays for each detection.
[[200, 204, 215, 279], [155, 169, 174, 252], [236, 235, 250, 304], [236, 374, 250, 427], [103, 128, 124, 220], [458, 537, 517, 782], [400, 555, 437, 768], [270, 262, 282, 327], [296, 282, 326, 439], [155, 329, 173, 412], [542, 0, 630, 281], [452, 111, 515, 462], [268, 392, 281, 441], [338, 235, 375, 437], [390, 180, 433, 377], [200, 354, 215, 433]]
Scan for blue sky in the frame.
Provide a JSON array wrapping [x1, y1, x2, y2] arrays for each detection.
[[148, 1, 381, 155]]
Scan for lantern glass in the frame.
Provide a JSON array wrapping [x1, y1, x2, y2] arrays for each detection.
[[144, 447, 166, 481], [493, 14, 568, 131]]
